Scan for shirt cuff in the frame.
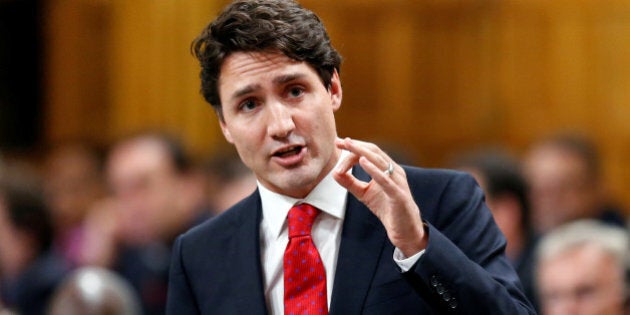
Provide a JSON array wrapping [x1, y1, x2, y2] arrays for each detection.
[[393, 247, 425, 272]]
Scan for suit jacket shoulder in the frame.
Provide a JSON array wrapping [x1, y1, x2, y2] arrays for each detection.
[[167, 167, 536, 314], [181, 192, 258, 246], [403, 167, 534, 314], [167, 191, 269, 314]]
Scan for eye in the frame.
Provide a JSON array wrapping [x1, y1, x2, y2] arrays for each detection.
[[238, 98, 259, 112], [287, 86, 304, 98]]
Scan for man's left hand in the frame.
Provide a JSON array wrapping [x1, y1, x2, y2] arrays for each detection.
[[333, 137, 428, 257]]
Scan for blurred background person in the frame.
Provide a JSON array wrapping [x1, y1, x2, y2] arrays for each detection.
[[0, 161, 69, 315], [198, 150, 256, 215], [523, 134, 626, 234], [42, 142, 105, 268], [48, 267, 141, 315], [454, 149, 539, 311], [535, 220, 629, 315], [0, 301, 15, 315], [80, 132, 208, 315]]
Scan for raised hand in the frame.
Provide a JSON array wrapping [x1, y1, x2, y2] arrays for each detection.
[[333, 137, 427, 257]]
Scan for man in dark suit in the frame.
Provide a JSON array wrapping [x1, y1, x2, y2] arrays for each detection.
[[167, 0, 535, 314]]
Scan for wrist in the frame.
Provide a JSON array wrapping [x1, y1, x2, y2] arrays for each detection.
[[398, 222, 428, 257]]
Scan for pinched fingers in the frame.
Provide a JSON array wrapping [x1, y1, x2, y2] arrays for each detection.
[[334, 137, 405, 198], [336, 137, 391, 173], [334, 137, 426, 255], [333, 148, 367, 198]]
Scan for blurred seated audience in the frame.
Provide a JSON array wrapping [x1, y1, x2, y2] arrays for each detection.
[[454, 150, 539, 310], [79, 132, 208, 315], [48, 267, 141, 315], [0, 161, 69, 315], [43, 142, 105, 267], [199, 150, 256, 215], [524, 134, 626, 233], [535, 220, 629, 315], [0, 303, 14, 315]]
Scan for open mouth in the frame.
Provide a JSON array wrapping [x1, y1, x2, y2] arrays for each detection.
[[273, 145, 304, 158]]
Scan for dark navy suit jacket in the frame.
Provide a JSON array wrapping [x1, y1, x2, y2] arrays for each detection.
[[166, 166, 536, 314]]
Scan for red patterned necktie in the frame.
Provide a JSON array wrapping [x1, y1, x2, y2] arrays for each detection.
[[284, 203, 328, 315]]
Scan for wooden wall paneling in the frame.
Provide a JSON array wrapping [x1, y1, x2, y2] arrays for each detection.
[[108, 0, 157, 135], [498, 0, 630, 209], [585, 2, 630, 208], [373, 7, 415, 143], [177, 1, 226, 155], [107, 0, 221, 155], [498, 1, 554, 144], [43, 0, 630, 212], [316, 5, 384, 143], [547, 3, 591, 130], [43, 0, 110, 144], [108, 0, 179, 137]]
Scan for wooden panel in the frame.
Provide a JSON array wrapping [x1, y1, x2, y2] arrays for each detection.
[[303, 0, 630, 210], [44, 0, 223, 154], [43, 0, 110, 144], [43, 0, 630, 212], [106, 0, 221, 154]]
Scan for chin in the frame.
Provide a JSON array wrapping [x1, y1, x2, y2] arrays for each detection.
[[272, 169, 321, 196]]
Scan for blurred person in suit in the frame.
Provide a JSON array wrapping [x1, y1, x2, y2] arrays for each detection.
[[48, 267, 141, 315], [42, 142, 105, 268], [199, 151, 257, 215], [523, 134, 625, 233], [535, 220, 629, 315], [0, 161, 69, 315], [81, 132, 208, 315], [454, 150, 539, 311], [166, 0, 534, 313]]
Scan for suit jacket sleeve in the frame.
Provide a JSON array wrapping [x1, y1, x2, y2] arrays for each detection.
[[166, 235, 201, 314], [404, 169, 535, 314]]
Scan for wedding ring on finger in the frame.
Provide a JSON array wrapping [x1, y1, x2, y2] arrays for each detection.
[[384, 161, 394, 176]]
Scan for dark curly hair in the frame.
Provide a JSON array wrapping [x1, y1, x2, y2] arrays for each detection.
[[191, 0, 342, 119]]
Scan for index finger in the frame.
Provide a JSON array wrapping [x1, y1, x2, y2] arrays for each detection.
[[336, 137, 390, 171]]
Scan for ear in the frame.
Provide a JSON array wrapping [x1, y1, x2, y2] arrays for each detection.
[[219, 120, 235, 144], [329, 69, 342, 112]]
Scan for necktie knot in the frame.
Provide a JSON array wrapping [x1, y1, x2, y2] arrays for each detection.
[[288, 203, 320, 238]]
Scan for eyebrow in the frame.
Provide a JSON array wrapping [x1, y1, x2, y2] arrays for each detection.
[[229, 73, 307, 102], [273, 73, 306, 85], [230, 84, 260, 102]]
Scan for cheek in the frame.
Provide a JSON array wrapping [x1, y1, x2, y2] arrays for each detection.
[[229, 135, 261, 169], [307, 106, 336, 134], [324, 104, 338, 129], [235, 131, 257, 149]]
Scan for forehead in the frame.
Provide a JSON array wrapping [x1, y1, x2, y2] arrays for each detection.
[[529, 146, 586, 169], [108, 141, 171, 177], [541, 244, 621, 282], [526, 149, 588, 180], [218, 52, 315, 95], [222, 51, 299, 74]]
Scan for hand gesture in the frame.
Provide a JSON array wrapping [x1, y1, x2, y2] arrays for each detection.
[[333, 137, 427, 257]]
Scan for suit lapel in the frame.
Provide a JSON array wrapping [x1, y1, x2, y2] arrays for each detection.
[[329, 166, 388, 315], [230, 191, 269, 315]]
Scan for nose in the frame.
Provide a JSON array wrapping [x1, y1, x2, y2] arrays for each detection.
[[266, 100, 295, 139]]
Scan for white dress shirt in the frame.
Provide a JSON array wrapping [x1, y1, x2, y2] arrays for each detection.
[[259, 151, 424, 315]]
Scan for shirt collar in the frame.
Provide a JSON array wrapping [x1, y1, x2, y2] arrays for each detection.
[[259, 150, 349, 239]]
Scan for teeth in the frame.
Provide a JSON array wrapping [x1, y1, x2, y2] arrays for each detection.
[[275, 146, 301, 157], [281, 146, 298, 153]]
